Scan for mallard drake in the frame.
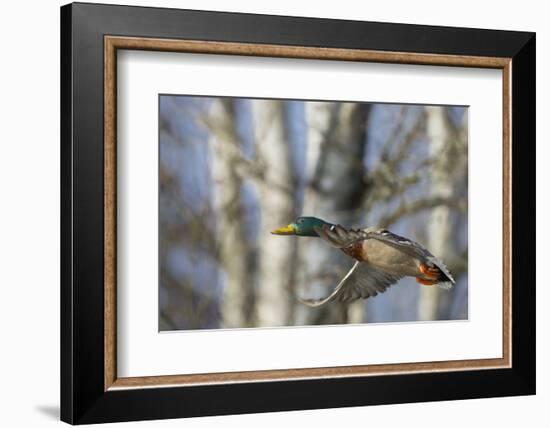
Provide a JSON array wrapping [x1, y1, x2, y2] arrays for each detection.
[[272, 216, 455, 307]]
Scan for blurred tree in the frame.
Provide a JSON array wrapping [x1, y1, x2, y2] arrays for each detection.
[[208, 99, 257, 328], [418, 106, 468, 320], [252, 100, 297, 326], [418, 106, 453, 320], [159, 98, 221, 330], [296, 102, 372, 325]]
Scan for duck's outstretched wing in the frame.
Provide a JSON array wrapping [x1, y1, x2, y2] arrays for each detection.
[[299, 261, 403, 307], [313, 224, 455, 290], [313, 224, 367, 248], [365, 229, 455, 287]]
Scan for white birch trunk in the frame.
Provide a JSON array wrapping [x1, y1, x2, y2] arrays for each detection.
[[209, 100, 252, 328], [418, 106, 453, 321], [294, 102, 336, 324], [253, 100, 296, 327]]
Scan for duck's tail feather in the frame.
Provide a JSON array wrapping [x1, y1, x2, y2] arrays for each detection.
[[427, 256, 455, 288], [436, 280, 454, 290]]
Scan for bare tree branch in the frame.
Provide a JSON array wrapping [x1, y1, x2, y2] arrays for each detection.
[[378, 196, 466, 228]]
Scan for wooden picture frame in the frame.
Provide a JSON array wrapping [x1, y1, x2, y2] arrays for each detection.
[[61, 2, 535, 424]]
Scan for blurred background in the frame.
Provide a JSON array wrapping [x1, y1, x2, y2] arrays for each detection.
[[159, 95, 468, 331]]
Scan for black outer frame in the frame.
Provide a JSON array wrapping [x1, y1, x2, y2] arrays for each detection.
[[60, 2, 535, 424]]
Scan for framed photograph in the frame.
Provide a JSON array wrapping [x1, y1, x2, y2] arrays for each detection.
[[61, 2, 535, 424]]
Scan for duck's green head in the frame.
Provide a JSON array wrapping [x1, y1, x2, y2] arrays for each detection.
[[271, 216, 331, 237]]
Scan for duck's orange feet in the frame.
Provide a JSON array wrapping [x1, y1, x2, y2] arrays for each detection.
[[419, 263, 440, 278], [418, 263, 440, 285], [416, 277, 437, 286]]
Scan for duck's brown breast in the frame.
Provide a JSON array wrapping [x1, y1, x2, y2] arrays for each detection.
[[342, 241, 368, 262]]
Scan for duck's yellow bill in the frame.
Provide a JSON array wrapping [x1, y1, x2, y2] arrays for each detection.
[[271, 224, 296, 235]]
